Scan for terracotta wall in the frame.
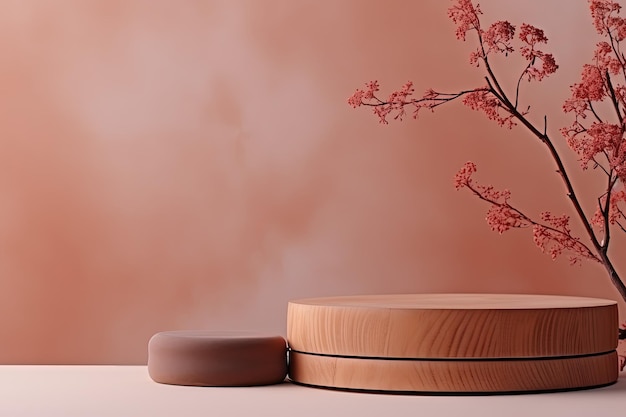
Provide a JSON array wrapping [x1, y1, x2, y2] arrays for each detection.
[[0, 0, 623, 364]]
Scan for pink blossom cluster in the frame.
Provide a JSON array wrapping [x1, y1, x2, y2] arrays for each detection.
[[481, 21, 515, 58], [562, 3, 626, 177], [590, 0, 626, 39], [518, 24, 558, 81], [348, 80, 499, 124], [348, 80, 418, 124], [348, 0, 557, 125], [564, 122, 625, 174], [449, 0, 557, 81], [592, 189, 626, 230], [454, 162, 599, 264], [462, 88, 516, 128], [447, 0, 482, 42], [347, 80, 380, 109], [560, 0, 626, 243], [532, 213, 599, 265], [455, 164, 530, 234]]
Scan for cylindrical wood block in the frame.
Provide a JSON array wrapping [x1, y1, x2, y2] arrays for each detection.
[[148, 331, 287, 386], [287, 294, 619, 393]]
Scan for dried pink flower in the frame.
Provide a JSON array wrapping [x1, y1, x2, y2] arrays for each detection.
[[348, 80, 380, 108], [454, 161, 477, 190], [591, 190, 626, 229], [462, 89, 516, 128], [448, 0, 482, 41], [572, 65, 607, 101], [593, 41, 622, 74], [566, 122, 622, 169], [486, 204, 529, 233], [532, 211, 600, 265], [590, 0, 623, 35], [454, 162, 598, 264], [483, 21, 516, 55], [519, 23, 548, 47]]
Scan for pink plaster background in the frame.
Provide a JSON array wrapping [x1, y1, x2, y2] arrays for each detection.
[[0, 0, 623, 364]]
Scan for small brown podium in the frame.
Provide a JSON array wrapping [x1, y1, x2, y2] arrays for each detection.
[[287, 294, 619, 394]]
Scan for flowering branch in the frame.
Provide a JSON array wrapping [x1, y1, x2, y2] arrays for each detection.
[[349, 0, 626, 313], [454, 162, 601, 265]]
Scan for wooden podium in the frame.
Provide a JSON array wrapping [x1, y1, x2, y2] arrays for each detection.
[[287, 294, 619, 394]]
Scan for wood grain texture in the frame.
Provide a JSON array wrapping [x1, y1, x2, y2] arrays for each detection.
[[287, 294, 618, 358], [288, 350, 619, 393]]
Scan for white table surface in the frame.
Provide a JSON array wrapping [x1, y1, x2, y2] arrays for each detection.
[[0, 366, 623, 417]]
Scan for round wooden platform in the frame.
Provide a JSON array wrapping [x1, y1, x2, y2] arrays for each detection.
[[287, 294, 619, 393]]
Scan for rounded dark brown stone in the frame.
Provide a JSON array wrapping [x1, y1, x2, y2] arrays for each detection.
[[148, 331, 287, 386]]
